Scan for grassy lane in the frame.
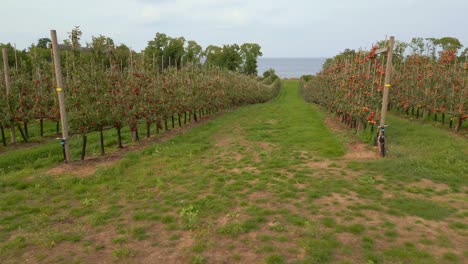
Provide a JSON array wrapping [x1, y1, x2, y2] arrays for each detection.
[[1, 80, 466, 263]]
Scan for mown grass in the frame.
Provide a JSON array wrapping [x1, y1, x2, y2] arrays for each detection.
[[354, 114, 468, 189], [0, 80, 466, 263]]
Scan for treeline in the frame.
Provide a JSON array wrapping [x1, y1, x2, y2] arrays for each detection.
[[0, 26, 263, 76]]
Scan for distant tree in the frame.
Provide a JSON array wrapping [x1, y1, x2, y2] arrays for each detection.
[[185, 40, 202, 64], [37, 38, 51, 49], [460, 48, 468, 62], [68, 26, 82, 50], [240, 43, 262, 75], [376, 39, 408, 64], [205, 45, 223, 67], [220, 44, 242, 71], [409, 37, 425, 55], [89, 35, 114, 63], [301, 75, 314, 82], [164, 36, 185, 68], [145, 33, 185, 70], [114, 44, 131, 69], [434, 37, 463, 53], [263, 68, 278, 81], [323, 49, 356, 68]]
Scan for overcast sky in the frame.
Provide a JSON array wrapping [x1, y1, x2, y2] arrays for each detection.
[[1, 0, 467, 57]]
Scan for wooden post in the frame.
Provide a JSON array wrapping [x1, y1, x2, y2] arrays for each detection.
[[2, 48, 16, 143], [378, 36, 395, 156], [13, 43, 18, 72], [50, 30, 71, 163]]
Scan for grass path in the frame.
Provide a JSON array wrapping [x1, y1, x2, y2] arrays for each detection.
[[1, 80, 466, 263]]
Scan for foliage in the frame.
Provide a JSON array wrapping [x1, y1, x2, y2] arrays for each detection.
[[262, 68, 279, 81], [301, 36, 467, 132]]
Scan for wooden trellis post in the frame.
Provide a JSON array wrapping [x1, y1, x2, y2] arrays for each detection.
[[2, 48, 16, 143], [50, 30, 71, 163], [376, 36, 395, 157]]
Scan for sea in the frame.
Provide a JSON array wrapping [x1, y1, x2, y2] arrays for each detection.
[[257, 57, 326, 79]]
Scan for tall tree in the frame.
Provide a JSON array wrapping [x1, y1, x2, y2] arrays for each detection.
[[88, 35, 114, 65], [240, 43, 262, 75], [220, 44, 242, 71], [37, 38, 51, 49], [68, 26, 83, 50], [145, 33, 185, 70], [204, 45, 223, 67], [435, 37, 463, 52], [185, 40, 202, 64]]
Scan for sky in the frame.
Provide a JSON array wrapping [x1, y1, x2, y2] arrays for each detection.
[[1, 0, 467, 57]]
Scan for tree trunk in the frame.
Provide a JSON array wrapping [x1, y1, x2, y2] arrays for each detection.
[[193, 112, 198, 122], [1, 125, 6, 146], [24, 122, 29, 139], [100, 127, 105, 155], [117, 127, 123, 148], [171, 115, 175, 129], [40, 119, 44, 137], [164, 119, 168, 131], [81, 134, 87, 160], [17, 124, 28, 143], [135, 126, 140, 141], [442, 113, 445, 124], [178, 114, 182, 127], [146, 123, 151, 138], [184, 112, 187, 124], [455, 116, 463, 132]]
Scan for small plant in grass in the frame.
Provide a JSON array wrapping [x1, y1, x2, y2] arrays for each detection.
[[231, 254, 242, 261], [448, 222, 467, 230], [179, 205, 200, 230], [320, 217, 337, 228], [256, 244, 275, 253], [190, 255, 207, 264], [112, 236, 128, 245], [269, 222, 288, 232], [112, 247, 135, 258], [191, 239, 211, 253], [442, 252, 459, 263], [95, 244, 105, 251], [384, 230, 399, 238], [168, 234, 181, 241], [217, 222, 245, 237], [337, 223, 365, 235], [81, 198, 99, 207], [131, 226, 148, 241], [258, 234, 273, 242], [265, 254, 285, 264]]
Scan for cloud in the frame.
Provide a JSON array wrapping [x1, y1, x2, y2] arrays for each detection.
[[1, 0, 467, 57]]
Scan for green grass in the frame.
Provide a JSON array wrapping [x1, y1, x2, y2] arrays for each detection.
[[0, 80, 465, 263], [355, 114, 468, 189], [384, 196, 456, 220]]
